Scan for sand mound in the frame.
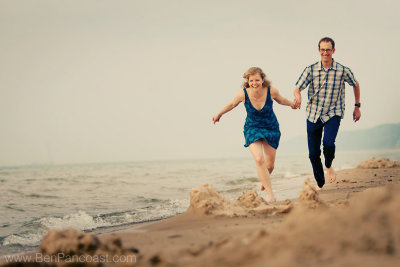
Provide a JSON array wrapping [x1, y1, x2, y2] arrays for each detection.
[[236, 190, 268, 208], [299, 178, 326, 208], [40, 229, 100, 256], [187, 184, 292, 217], [358, 157, 400, 169], [40, 229, 138, 262], [188, 184, 248, 216], [236, 190, 292, 215]]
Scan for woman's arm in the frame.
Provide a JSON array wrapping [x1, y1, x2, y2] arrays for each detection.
[[212, 90, 245, 124], [270, 86, 296, 109]]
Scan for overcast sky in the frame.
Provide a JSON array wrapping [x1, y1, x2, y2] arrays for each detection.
[[1, 0, 399, 166]]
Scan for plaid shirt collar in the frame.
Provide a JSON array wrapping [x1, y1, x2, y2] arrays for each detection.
[[316, 59, 338, 71]]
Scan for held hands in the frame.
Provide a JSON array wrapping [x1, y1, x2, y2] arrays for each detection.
[[293, 90, 301, 109], [290, 100, 297, 109], [353, 107, 361, 122]]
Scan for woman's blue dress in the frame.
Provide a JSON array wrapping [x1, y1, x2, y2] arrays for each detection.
[[243, 87, 281, 149]]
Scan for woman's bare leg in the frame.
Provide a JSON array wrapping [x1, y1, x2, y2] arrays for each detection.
[[248, 140, 275, 202], [261, 140, 276, 191], [263, 140, 276, 174]]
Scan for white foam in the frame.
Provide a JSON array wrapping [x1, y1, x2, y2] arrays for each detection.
[[39, 211, 112, 231], [130, 198, 189, 222], [2, 211, 112, 247], [2, 232, 44, 246]]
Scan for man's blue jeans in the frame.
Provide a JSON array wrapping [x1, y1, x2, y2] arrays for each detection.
[[307, 116, 341, 188]]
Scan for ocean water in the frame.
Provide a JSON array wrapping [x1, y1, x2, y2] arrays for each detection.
[[1, 149, 399, 256]]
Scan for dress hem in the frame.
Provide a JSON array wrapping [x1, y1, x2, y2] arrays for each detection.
[[244, 138, 279, 150]]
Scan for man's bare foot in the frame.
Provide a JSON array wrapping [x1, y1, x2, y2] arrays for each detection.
[[327, 167, 337, 183], [267, 196, 276, 203]]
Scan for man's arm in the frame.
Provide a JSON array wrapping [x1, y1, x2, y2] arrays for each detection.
[[293, 66, 312, 109], [353, 81, 361, 122]]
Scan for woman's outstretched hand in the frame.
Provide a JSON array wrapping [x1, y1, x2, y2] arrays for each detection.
[[212, 114, 221, 124]]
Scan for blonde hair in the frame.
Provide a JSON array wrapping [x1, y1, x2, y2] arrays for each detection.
[[242, 67, 271, 88]]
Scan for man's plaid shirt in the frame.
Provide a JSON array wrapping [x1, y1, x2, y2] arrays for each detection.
[[295, 60, 357, 123]]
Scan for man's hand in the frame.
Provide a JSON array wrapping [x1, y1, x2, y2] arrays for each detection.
[[293, 88, 301, 109], [352, 82, 361, 122], [353, 107, 361, 122]]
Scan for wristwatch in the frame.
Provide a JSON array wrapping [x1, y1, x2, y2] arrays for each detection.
[[355, 103, 361, 108]]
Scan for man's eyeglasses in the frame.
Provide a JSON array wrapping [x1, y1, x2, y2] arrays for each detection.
[[320, 49, 333, 53]]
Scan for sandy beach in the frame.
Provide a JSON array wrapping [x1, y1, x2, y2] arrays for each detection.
[[2, 157, 400, 267]]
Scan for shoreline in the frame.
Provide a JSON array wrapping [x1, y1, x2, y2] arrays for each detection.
[[1, 161, 400, 266]]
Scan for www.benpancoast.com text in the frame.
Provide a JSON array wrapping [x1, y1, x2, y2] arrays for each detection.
[[2, 253, 136, 264]]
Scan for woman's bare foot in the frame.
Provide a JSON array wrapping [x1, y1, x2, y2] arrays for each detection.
[[327, 167, 337, 183]]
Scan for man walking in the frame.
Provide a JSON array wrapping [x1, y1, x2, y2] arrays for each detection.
[[293, 37, 361, 189]]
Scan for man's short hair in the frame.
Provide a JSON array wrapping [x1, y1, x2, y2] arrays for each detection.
[[318, 37, 335, 49]]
